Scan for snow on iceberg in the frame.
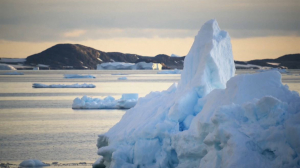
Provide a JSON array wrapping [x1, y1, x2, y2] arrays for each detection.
[[157, 69, 182, 74], [32, 83, 95, 88], [19, 159, 49, 167], [72, 93, 138, 109], [64, 74, 96, 78], [171, 54, 181, 57], [94, 19, 300, 168]]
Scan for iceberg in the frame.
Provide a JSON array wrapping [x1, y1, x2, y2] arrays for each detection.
[[97, 62, 162, 70], [157, 69, 182, 74], [19, 159, 49, 167], [118, 77, 128, 80], [64, 74, 96, 78], [171, 54, 181, 57], [94, 19, 300, 168], [2, 71, 24, 75], [32, 83, 95, 88], [72, 93, 138, 109], [0, 63, 16, 70]]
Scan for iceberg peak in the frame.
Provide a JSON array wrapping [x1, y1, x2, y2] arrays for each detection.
[[179, 19, 235, 97]]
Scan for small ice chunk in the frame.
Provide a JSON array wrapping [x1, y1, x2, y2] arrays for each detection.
[[64, 74, 96, 78], [2, 71, 24, 75], [157, 69, 182, 74], [118, 77, 128, 80], [72, 94, 138, 109], [19, 159, 49, 167]]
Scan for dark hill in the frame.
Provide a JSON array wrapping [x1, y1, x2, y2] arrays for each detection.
[[25, 43, 300, 69], [25, 44, 185, 69], [26, 44, 103, 69]]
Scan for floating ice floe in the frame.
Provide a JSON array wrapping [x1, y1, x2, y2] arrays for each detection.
[[2, 71, 24, 75], [157, 69, 182, 74], [19, 159, 49, 167], [64, 74, 96, 78], [94, 19, 300, 168], [72, 93, 138, 109], [111, 73, 129, 75], [118, 77, 128, 80], [98, 62, 162, 70], [32, 83, 95, 88]]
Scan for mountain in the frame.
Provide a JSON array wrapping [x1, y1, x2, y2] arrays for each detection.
[[25, 43, 299, 69], [25, 44, 184, 69]]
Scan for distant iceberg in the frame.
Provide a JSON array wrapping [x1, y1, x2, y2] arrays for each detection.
[[97, 62, 162, 70], [64, 74, 96, 78], [72, 93, 138, 109], [118, 77, 128, 80], [157, 69, 182, 74], [94, 19, 300, 168], [0, 64, 16, 70], [33, 83, 95, 88], [2, 71, 24, 75], [19, 159, 49, 167]]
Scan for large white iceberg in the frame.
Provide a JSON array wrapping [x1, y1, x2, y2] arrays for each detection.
[[72, 93, 138, 109], [64, 74, 96, 78], [94, 19, 300, 168], [32, 83, 95, 88], [97, 62, 162, 70]]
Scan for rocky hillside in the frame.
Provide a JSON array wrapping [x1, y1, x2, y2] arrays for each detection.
[[25, 44, 184, 69], [25, 43, 299, 69]]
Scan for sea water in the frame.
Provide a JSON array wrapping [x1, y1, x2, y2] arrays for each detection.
[[0, 70, 299, 167]]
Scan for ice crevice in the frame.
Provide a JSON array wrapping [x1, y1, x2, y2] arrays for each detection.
[[93, 19, 300, 168]]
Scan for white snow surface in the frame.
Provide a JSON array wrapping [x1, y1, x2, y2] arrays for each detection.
[[19, 159, 49, 167], [72, 94, 138, 109], [157, 69, 182, 74], [33, 83, 95, 88], [95, 19, 300, 168], [0, 64, 16, 70], [64, 74, 96, 78], [97, 62, 162, 70]]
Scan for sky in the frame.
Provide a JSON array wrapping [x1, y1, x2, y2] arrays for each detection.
[[0, 0, 299, 61]]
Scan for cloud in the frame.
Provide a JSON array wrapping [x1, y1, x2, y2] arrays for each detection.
[[63, 30, 87, 37], [0, 0, 299, 42]]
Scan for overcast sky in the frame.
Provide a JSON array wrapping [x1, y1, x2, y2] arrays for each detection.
[[0, 0, 299, 60]]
